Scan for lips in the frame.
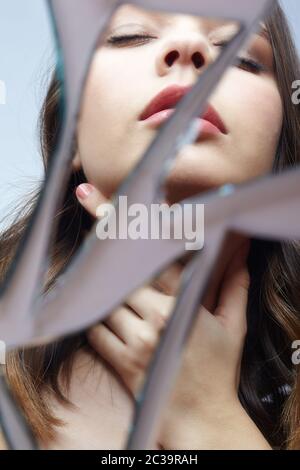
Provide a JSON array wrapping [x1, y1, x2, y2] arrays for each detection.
[[138, 84, 228, 136]]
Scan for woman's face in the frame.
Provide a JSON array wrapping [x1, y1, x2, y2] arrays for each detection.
[[74, 4, 283, 204]]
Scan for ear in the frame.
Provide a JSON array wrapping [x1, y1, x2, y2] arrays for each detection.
[[72, 151, 81, 171]]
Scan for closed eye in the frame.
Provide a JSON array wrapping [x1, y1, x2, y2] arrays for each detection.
[[214, 41, 267, 74], [106, 33, 156, 47], [235, 57, 266, 74], [106, 34, 267, 74]]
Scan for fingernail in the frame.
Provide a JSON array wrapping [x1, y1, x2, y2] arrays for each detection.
[[76, 183, 94, 200]]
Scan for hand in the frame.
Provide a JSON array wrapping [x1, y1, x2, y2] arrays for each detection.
[[76, 183, 271, 449], [159, 240, 251, 448], [75, 183, 182, 397]]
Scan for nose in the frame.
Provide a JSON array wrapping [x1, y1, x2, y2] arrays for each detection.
[[155, 34, 213, 77]]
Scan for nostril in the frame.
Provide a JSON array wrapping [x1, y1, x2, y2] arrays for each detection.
[[165, 50, 180, 67], [192, 52, 205, 69]]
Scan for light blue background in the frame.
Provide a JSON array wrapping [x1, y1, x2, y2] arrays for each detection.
[[0, 0, 299, 228]]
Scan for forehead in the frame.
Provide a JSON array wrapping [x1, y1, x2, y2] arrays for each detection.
[[109, 3, 237, 33]]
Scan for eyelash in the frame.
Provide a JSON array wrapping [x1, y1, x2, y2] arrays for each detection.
[[236, 57, 265, 73], [214, 41, 266, 74], [107, 34, 266, 74], [106, 33, 155, 46]]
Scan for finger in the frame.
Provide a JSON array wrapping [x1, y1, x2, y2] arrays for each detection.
[[87, 323, 147, 397], [215, 239, 251, 333], [87, 323, 128, 373], [104, 305, 155, 354], [75, 183, 108, 219], [126, 285, 175, 330]]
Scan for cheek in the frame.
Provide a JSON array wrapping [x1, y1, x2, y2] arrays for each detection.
[[76, 48, 162, 195], [79, 53, 127, 135], [76, 51, 140, 193], [80, 48, 147, 127], [219, 70, 283, 174]]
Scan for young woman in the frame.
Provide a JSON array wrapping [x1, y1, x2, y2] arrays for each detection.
[[1, 1, 300, 449]]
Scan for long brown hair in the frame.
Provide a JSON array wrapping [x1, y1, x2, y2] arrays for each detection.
[[1, 2, 300, 448]]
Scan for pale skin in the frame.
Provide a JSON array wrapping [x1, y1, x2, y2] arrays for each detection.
[[41, 4, 283, 449], [72, 184, 272, 451]]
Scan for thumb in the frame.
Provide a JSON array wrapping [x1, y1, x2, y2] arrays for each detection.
[[75, 183, 108, 219]]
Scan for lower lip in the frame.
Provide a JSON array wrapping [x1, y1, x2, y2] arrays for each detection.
[[140, 109, 223, 140]]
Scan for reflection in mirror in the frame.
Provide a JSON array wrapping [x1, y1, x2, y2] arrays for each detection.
[[1, 1, 300, 451], [154, 235, 300, 451], [74, 4, 241, 210]]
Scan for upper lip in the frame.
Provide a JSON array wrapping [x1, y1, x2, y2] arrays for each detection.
[[139, 84, 228, 135]]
